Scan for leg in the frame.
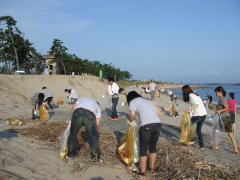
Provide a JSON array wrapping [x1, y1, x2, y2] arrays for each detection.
[[47, 97, 53, 110], [83, 111, 101, 160], [112, 98, 118, 118], [32, 106, 36, 120], [67, 109, 84, 158], [228, 132, 239, 153], [195, 116, 206, 148]]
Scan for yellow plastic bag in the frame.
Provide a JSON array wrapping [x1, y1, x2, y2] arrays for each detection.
[[154, 90, 159, 97], [10, 116, 24, 126], [179, 113, 197, 143], [209, 102, 213, 109], [171, 101, 177, 116], [118, 121, 139, 166], [39, 104, 49, 121], [56, 96, 64, 105]]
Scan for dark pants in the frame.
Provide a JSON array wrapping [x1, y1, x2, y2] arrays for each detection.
[[111, 98, 118, 118], [229, 111, 236, 124], [139, 123, 161, 156], [44, 97, 53, 110], [67, 108, 100, 159], [32, 101, 43, 119], [191, 115, 206, 148]]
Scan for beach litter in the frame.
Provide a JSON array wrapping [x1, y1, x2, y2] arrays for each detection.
[[10, 116, 24, 126], [16, 121, 239, 179]]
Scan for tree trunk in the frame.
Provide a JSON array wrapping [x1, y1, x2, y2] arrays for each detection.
[[8, 26, 19, 70], [61, 57, 66, 75]]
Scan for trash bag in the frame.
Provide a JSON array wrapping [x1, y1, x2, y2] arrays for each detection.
[[118, 121, 140, 166], [102, 95, 112, 106], [154, 90, 159, 97], [171, 101, 177, 116], [210, 114, 225, 146], [58, 121, 71, 159], [10, 116, 24, 126], [209, 102, 213, 109], [39, 103, 49, 121], [58, 121, 85, 159], [56, 96, 64, 105], [179, 113, 197, 143]]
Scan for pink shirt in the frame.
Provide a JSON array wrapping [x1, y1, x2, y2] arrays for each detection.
[[227, 99, 237, 111]]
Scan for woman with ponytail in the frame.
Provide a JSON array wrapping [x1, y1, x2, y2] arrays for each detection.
[[212, 86, 239, 153]]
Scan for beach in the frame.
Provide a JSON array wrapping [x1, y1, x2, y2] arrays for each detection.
[[0, 75, 239, 179]]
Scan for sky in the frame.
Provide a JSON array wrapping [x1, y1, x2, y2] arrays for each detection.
[[1, 0, 240, 83]]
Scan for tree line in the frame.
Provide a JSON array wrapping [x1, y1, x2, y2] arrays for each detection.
[[0, 16, 132, 80]]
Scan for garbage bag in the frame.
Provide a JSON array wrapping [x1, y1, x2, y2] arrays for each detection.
[[118, 121, 140, 166], [154, 90, 159, 97], [58, 121, 71, 159], [102, 95, 112, 106], [210, 114, 225, 146], [56, 96, 64, 105], [171, 101, 177, 116], [10, 116, 24, 126], [39, 103, 49, 121], [179, 113, 197, 143], [58, 121, 85, 159]]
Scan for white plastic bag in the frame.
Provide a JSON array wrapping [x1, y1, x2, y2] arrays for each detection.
[[102, 95, 112, 107], [58, 120, 71, 159], [210, 114, 225, 146]]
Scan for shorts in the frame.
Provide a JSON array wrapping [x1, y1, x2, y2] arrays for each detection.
[[220, 116, 232, 133]]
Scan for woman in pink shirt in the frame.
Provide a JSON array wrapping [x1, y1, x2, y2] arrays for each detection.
[[227, 92, 237, 132]]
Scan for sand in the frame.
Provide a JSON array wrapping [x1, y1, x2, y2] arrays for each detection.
[[0, 75, 239, 179]]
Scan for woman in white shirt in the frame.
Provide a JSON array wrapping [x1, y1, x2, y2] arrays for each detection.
[[182, 85, 207, 150]]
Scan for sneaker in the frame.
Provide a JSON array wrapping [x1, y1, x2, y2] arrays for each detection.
[[132, 170, 147, 176], [66, 155, 74, 159], [110, 117, 114, 120], [113, 117, 118, 120], [175, 115, 178, 117]]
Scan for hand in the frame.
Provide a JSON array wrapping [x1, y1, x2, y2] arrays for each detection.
[[42, 103, 46, 105], [34, 111, 37, 115], [102, 95, 105, 98], [185, 109, 190, 113], [121, 102, 125, 106]]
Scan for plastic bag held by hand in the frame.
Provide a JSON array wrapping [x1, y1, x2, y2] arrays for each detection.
[[121, 102, 125, 106], [34, 111, 37, 115], [102, 95, 105, 98], [118, 120, 140, 166], [210, 114, 225, 146], [58, 121, 71, 159], [179, 112, 197, 143], [39, 103, 49, 120]]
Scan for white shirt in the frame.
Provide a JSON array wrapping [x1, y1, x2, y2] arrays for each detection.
[[189, 93, 207, 117], [108, 82, 119, 95], [74, 97, 101, 118], [42, 88, 54, 100], [69, 89, 78, 99], [149, 83, 156, 91]]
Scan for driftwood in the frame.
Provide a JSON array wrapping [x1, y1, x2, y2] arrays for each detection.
[[16, 121, 239, 180]]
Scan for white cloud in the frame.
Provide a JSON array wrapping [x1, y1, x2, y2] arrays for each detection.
[[208, 71, 220, 75]]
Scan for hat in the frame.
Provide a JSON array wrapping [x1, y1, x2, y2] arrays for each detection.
[[168, 91, 173, 95]]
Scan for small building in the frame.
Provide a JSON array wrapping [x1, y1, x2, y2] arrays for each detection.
[[42, 54, 56, 75]]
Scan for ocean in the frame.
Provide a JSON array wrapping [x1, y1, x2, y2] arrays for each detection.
[[171, 84, 240, 107]]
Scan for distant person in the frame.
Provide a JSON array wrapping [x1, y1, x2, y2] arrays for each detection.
[[127, 91, 161, 176], [43, 66, 49, 75], [168, 91, 179, 117], [67, 97, 102, 162], [206, 94, 213, 109], [64, 89, 78, 104], [209, 86, 238, 154], [182, 85, 207, 150], [102, 78, 119, 120], [149, 79, 156, 100], [119, 88, 132, 106], [42, 87, 54, 111], [227, 92, 237, 132], [30, 93, 45, 120]]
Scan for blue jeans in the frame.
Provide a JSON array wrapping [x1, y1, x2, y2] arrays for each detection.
[[67, 108, 100, 159], [139, 123, 161, 156], [151, 90, 154, 99], [111, 98, 118, 118], [191, 115, 206, 148]]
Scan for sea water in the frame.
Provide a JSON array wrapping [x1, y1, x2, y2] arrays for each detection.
[[171, 84, 240, 107]]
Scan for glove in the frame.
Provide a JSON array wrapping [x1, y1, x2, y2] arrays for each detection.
[[42, 103, 46, 105], [34, 111, 37, 115], [121, 102, 125, 106], [102, 95, 105, 98]]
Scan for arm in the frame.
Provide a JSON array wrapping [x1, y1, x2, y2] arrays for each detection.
[[96, 117, 101, 132], [71, 103, 78, 115], [129, 110, 136, 122], [185, 104, 198, 113], [216, 103, 228, 114], [156, 108, 161, 116]]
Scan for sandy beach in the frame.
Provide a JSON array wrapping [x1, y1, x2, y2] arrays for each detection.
[[0, 75, 239, 179]]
